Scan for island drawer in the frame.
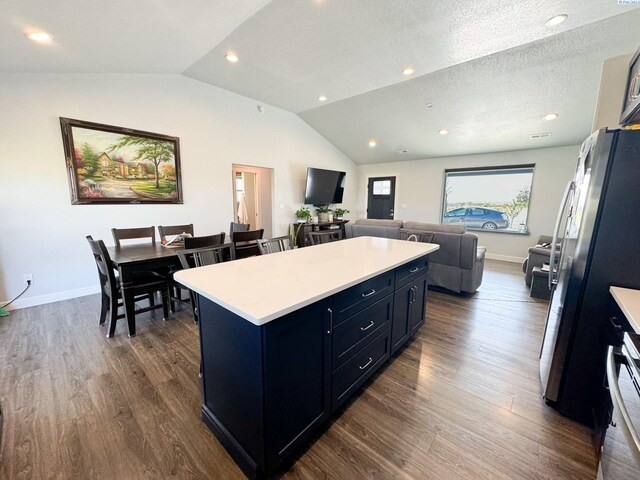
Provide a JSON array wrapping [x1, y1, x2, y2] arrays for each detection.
[[331, 270, 394, 325], [395, 255, 429, 288], [332, 295, 392, 370], [332, 331, 390, 410]]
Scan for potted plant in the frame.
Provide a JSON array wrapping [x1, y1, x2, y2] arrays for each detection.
[[333, 207, 350, 221], [316, 205, 332, 223], [294, 206, 312, 223], [288, 223, 302, 248]]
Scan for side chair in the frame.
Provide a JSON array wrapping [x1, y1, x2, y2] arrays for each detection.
[[86, 236, 169, 337], [184, 233, 225, 249], [158, 224, 194, 244], [257, 236, 292, 255], [111, 226, 156, 247], [232, 229, 264, 259], [176, 243, 236, 323], [230, 222, 250, 238], [309, 230, 343, 245]]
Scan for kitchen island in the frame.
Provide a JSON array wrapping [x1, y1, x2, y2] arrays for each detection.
[[175, 236, 439, 479]]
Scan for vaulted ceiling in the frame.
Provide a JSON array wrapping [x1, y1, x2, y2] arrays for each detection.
[[2, 0, 639, 164]]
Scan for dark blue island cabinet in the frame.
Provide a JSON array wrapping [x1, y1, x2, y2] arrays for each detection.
[[195, 253, 432, 479], [391, 255, 430, 354]]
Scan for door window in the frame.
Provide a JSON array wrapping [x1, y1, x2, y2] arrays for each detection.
[[372, 180, 392, 195]]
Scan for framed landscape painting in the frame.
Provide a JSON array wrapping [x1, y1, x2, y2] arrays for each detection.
[[60, 117, 183, 204]]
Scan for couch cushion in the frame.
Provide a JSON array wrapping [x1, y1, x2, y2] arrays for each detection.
[[399, 230, 434, 243], [350, 224, 400, 239], [354, 219, 404, 228], [402, 221, 466, 234]]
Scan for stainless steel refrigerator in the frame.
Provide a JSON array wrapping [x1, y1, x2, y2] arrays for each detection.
[[540, 128, 640, 426]]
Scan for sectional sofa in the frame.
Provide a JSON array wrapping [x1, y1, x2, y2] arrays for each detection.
[[345, 219, 486, 293]]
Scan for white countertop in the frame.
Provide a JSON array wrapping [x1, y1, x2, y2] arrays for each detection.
[[610, 286, 640, 334], [174, 236, 439, 326]]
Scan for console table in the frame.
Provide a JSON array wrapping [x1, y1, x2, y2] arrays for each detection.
[[175, 237, 439, 479], [292, 219, 349, 247]]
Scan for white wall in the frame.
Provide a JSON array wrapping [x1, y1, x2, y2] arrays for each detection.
[[356, 146, 579, 261], [0, 74, 358, 308], [592, 54, 634, 131]]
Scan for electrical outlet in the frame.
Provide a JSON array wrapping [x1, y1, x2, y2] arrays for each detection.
[[23, 274, 33, 287]]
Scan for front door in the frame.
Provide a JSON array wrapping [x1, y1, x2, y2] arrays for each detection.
[[367, 177, 396, 219]]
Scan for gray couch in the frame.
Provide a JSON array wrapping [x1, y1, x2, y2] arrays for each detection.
[[346, 219, 486, 293]]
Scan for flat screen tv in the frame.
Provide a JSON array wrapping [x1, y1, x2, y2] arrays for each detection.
[[304, 167, 346, 205]]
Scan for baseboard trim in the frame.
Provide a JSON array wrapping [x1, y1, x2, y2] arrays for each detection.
[[2, 285, 100, 311], [4, 255, 525, 309], [485, 253, 526, 264]]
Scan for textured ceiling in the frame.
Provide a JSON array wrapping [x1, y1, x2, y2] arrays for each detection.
[[1, 0, 639, 163], [0, 0, 271, 73], [299, 11, 640, 164], [184, 0, 637, 113]]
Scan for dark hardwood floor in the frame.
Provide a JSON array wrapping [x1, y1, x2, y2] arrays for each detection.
[[0, 260, 597, 479]]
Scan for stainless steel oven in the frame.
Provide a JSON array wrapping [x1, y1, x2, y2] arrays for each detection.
[[599, 333, 640, 479]]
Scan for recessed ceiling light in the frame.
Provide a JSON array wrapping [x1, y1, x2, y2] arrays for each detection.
[[26, 31, 53, 43], [225, 52, 239, 63], [318, 95, 327, 102], [368, 140, 377, 148], [402, 66, 415, 76], [544, 112, 559, 121], [438, 129, 449, 135], [425, 103, 433, 108], [545, 14, 567, 27]]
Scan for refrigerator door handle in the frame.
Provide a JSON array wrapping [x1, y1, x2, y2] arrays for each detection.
[[606, 346, 640, 453], [549, 180, 574, 290]]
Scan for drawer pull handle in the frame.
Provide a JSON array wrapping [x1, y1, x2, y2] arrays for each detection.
[[410, 267, 419, 273], [360, 320, 375, 331], [359, 357, 373, 370], [361, 289, 376, 298]]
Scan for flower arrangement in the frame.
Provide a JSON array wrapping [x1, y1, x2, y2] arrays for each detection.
[[333, 207, 350, 219], [295, 206, 312, 223], [315, 204, 332, 213]]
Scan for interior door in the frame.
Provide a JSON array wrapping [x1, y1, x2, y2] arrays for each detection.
[[232, 164, 273, 238], [367, 177, 396, 219]]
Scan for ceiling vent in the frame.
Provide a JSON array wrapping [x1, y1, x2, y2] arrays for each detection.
[[530, 132, 552, 140]]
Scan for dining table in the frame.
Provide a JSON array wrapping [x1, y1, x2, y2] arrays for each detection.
[[107, 243, 182, 336]]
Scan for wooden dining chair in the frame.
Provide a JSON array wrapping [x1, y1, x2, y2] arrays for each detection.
[[184, 232, 225, 249], [232, 229, 264, 259], [230, 222, 250, 238], [176, 243, 236, 323], [157, 224, 196, 310], [309, 230, 343, 245], [257, 236, 292, 255], [86, 236, 169, 337], [158, 224, 194, 244], [111, 226, 156, 247]]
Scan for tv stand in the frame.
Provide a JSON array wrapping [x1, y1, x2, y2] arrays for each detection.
[[293, 220, 349, 247]]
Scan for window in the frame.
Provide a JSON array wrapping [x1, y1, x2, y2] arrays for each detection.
[[372, 180, 391, 195], [442, 165, 534, 234]]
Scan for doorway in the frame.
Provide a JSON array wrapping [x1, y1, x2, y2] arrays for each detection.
[[367, 176, 396, 219], [231, 164, 273, 238]]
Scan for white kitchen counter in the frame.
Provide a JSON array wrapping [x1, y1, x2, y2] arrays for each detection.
[[610, 286, 640, 334], [174, 236, 439, 325]]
